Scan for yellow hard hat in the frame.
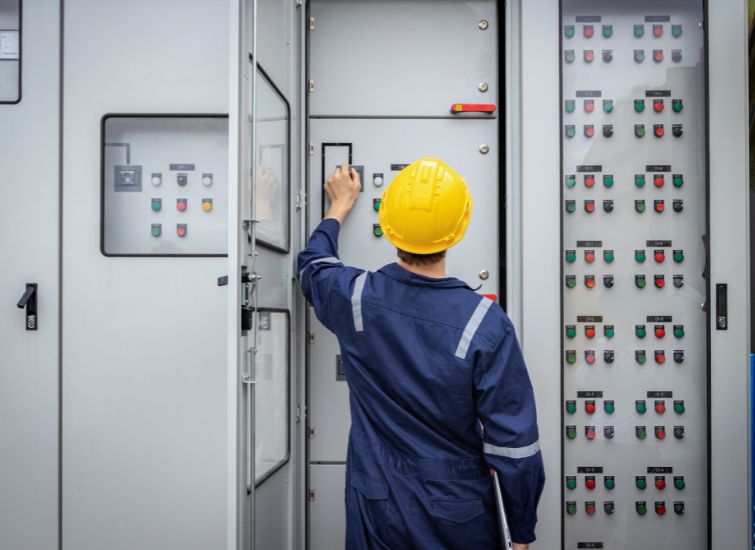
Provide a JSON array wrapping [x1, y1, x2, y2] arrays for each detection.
[[378, 158, 472, 255]]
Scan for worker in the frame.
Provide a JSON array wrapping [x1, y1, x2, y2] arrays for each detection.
[[298, 159, 545, 549]]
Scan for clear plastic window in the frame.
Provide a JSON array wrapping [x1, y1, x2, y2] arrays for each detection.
[[254, 309, 290, 485], [0, 0, 21, 103]]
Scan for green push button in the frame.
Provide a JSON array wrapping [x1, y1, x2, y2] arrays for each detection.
[[373, 198, 382, 212], [635, 174, 646, 188], [603, 175, 614, 188], [673, 174, 684, 188], [635, 250, 646, 263], [565, 250, 577, 264], [605, 477, 615, 490], [604, 250, 615, 263], [636, 426, 648, 440], [634, 24, 645, 38], [566, 501, 577, 515], [565, 200, 576, 214], [673, 250, 684, 263], [604, 401, 615, 414], [634, 99, 646, 113], [674, 476, 686, 490], [635, 200, 646, 213], [372, 224, 383, 237], [150, 224, 162, 238], [565, 125, 576, 138], [565, 174, 576, 188], [564, 25, 575, 39], [672, 99, 684, 113], [603, 100, 614, 113], [566, 426, 577, 440], [566, 401, 577, 414], [636, 400, 647, 414], [674, 401, 686, 415], [565, 99, 576, 113], [151, 198, 162, 212], [636, 350, 647, 364], [604, 325, 615, 338], [565, 50, 576, 63], [565, 275, 577, 288], [565, 350, 577, 364], [672, 24, 683, 38], [635, 124, 646, 138], [566, 476, 577, 489], [636, 325, 647, 338], [634, 49, 646, 63], [602, 25, 613, 38], [565, 325, 577, 338], [674, 325, 685, 338], [636, 501, 648, 516]]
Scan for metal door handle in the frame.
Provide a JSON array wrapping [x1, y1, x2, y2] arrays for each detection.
[[16, 283, 38, 331]]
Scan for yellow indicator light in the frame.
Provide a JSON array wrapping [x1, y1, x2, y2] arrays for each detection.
[[202, 199, 213, 212]]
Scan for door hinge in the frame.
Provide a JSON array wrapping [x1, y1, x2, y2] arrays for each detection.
[[295, 190, 307, 210], [308, 79, 315, 93], [308, 142, 315, 156], [308, 330, 315, 344], [295, 0, 303, 7], [308, 425, 315, 439], [308, 16, 315, 30], [296, 404, 302, 424], [308, 489, 316, 502]]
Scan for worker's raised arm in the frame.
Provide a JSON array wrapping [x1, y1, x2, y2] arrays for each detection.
[[473, 314, 545, 545], [297, 164, 362, 331]]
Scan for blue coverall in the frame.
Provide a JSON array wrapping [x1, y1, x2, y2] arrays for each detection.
[[298, 219, 545, 548]]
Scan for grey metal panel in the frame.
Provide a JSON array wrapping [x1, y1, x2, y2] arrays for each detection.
[[62, 1, 229, 549], [308, 464, 346, 550], [308, 0, 497, 117], [255, 465, 292, 550], [0, 0, 59, 548], [307, 118, 499, 463], [708, 0, 751, 548], [0, 0, 20, 102]]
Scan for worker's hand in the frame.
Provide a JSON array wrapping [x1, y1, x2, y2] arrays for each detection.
[[512, 543, 528, 550], [324, 163, 361, 224]]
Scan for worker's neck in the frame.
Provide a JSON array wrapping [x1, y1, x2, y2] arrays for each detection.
[[398, 257, 447, 279]]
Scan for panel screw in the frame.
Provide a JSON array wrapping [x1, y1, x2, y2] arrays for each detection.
[[478, 19, 489, 30], [479, 144, 490, 154], [479, 270, 490, 280], [478, 82, 489, 93]]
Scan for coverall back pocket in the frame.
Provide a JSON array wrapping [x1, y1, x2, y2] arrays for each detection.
[[348, 469, 394, 545], [431, 498, 496, 550]]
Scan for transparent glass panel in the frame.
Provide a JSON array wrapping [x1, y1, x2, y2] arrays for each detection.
[[560, 2, 707, 548], [254, 65, 290, 253], [101, 115, 229, 256], [254, 309, 290, 485], [0, 0, 20, 103]]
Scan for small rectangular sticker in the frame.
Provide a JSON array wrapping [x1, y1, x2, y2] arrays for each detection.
[[646, 240, 672, 247], [576, 15, 602, 22], [577, 391, 604, 398], [169, 163, 196, 171], [647, 466, 674, 473], [647, 391, 673, 398], [645, 15, 671, 22], [577, 315, 603, 322], [576, 90, 602, 98], [577, 165, 602, 172], [646, 315, 672, 322], [646, 165, 672, 172], [577, 466, 604, 474], [645, 90, 672, 97], [391, 163, 409, 171], [576, 241, 602, 248]]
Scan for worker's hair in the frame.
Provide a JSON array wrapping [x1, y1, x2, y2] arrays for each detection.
[[396, 248, 447, 266]]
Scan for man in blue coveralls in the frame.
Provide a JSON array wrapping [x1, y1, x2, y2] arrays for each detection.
[[298, 158, 545, 549]]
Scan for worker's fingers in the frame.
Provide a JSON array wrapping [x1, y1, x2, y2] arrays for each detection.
[[350, 168, 361, 189]]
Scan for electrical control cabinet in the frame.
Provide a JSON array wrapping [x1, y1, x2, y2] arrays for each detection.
[[101, 115, 228, 256], [0, 0, 20, 103], [561, 1, 708, 548]]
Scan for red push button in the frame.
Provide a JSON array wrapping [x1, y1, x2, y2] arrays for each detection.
[[177, 198, 188, 212], [584, 200, 595, 213], [585, 325, 596, 338], [584, 25, 594, 38], [584, 175, 595, 188], [585, 250, 596, 263], [585, 501, 597, 516], [655, 502, 667, 516], [585, 476, 597, 490], [584, 100, 595, 113], [655, 426, 667, 439], [654, 275, 665, 288], [654, 325, 666, 339], [654, 125, 665, 138], [584, 125, 595, 138], [451, 103, 497, 114], [654, 49, 664, 63], [654, 201, 665, 213], [654, 250, 665, 263], [653, 24, 664, 38], [655, 476, 667, 490], [585, 426, 597, 440], [653, 99, 664, 113], [655, 400, 666, 414], [584, 50, 595, 63], [585, 275, 596, 288], [176, 224, 187, 238], [585, 401, 597, 414], [654, 175, 665, 188], [655, 350, 666, 364], [585, 350, 596, 364]]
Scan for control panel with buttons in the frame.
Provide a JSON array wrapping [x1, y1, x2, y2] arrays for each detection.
[[561, 1, 707, 548], [102, 115, 228, 256]]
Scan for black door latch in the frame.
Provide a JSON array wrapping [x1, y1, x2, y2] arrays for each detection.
[[17, 283, 38, 331]]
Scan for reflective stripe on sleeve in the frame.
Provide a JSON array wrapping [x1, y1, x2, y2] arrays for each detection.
[[455, 297, 494, 359], [351, 272, 368, 332], [484, 440, 541, 460], [298, 256, 342, 281]]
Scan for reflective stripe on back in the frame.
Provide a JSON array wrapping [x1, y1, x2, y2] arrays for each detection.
[[455, 297, 493, 359], [351, 272, 368, 332], [483, 440, 541, 460], [298, 256, 342, 281]]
